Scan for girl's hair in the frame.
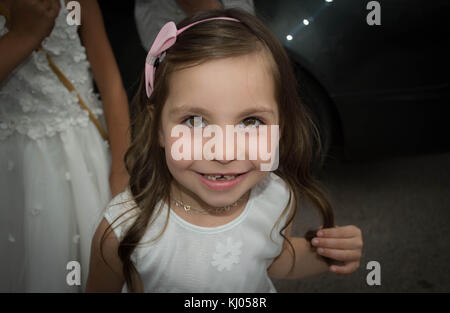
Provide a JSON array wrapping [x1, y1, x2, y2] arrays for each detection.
[[102, 8, 334, 292]]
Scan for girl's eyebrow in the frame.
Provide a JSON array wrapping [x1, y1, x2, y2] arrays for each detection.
[[169, 105, 211, 117], [237, 107, 275, 119], [169, 104, 275, 119]]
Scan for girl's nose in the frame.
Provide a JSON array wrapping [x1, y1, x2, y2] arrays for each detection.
[[212, 136, 236, 164], [214, 156, 233, 165], [207, 125, 238, 163]]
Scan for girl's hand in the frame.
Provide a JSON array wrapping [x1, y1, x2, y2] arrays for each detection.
[[311, 225, 363, 274], [9, 0, 60, 45]]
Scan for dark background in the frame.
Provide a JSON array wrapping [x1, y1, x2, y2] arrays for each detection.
[[98, 0, 145, 102]]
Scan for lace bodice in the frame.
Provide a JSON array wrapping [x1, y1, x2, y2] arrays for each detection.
[[0, 0, 103, 141]]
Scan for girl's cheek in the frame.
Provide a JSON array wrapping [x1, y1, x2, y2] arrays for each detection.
[[262, 125, 280, 171], [165, 136, 195, 171]]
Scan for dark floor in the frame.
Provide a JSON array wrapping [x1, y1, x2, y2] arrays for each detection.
[[272, 151, 450, 292]]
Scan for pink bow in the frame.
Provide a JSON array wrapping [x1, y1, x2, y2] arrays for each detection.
[[145, 21, 177, 98], [145, 17, 240, 98]]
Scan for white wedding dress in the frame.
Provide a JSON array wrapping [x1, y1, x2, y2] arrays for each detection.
[[0, 1, 111, 292]]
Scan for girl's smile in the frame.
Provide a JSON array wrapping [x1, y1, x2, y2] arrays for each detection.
[[195, 170, 249, 191]]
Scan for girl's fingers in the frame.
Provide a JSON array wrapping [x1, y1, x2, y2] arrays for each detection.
[[312, 237, 363, 250], [318, 225, 361, 239], [329, 261, 360, 275], [317, 247, 361, 261]]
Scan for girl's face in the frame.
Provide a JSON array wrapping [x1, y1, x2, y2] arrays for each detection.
[[159, 51, 279, 208]]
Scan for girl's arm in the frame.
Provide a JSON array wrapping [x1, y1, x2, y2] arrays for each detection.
[[85, 218, 124, 292], [267, 211, 330, 280], [0, 0, 60, 84], [267, 200, 363, 279], [78, 0, 130, 197]]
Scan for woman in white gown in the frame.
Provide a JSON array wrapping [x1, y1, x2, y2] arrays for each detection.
[[0, 0, 130, 292]]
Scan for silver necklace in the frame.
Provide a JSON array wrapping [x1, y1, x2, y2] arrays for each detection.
[[173, 195, 245, 215]]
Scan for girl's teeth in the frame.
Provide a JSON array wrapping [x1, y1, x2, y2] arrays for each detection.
[[203, 174, 236, 181]]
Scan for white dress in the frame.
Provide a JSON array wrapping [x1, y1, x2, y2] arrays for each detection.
[[0, 1, 111, 292], [104, 172, 292, 293]]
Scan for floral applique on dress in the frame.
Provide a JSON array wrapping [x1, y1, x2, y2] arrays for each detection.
[[211, 237, 243, 272]]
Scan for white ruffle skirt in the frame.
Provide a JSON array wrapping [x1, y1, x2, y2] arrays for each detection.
[[0, 122, 111, 292]]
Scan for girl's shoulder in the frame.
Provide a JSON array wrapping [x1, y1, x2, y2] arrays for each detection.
[[103, 188, 140, 241]]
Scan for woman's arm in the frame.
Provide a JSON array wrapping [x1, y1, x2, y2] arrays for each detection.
[[78, 0, 130, 197], [85, 218, 125, 292], [0, 0, 60, 84]]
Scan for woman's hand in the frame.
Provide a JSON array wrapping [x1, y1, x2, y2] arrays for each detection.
[[9, 0, 60, 45], [311, 225, 363, 274]]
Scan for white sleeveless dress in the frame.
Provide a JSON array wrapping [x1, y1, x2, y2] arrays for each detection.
[[0, 1, 111, 292], [104, 172, 292, 293]]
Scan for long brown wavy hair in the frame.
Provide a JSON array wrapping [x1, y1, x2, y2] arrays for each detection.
[[102, 8, 334, 292]]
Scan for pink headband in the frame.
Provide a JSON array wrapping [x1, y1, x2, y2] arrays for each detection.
[[145, 17, 241, 98]]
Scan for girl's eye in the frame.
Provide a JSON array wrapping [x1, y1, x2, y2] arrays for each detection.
[[184, 116, 206, 128], [239, 117, 263, 128]]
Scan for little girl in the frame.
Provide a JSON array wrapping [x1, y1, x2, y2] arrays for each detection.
[[87, 9, 363, 293], [0, 0, 130, 291]]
